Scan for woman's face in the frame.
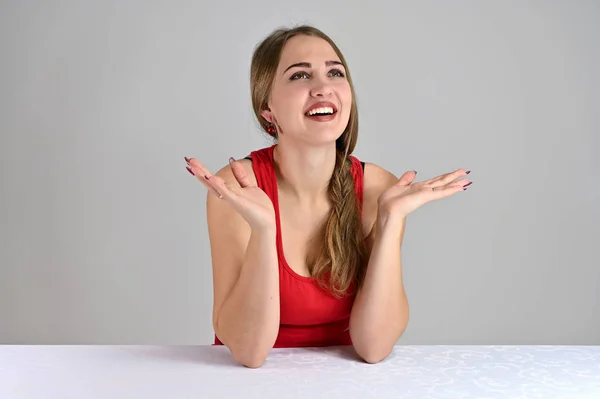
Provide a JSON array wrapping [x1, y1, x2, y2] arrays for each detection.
[[263, 35, 352, 144]]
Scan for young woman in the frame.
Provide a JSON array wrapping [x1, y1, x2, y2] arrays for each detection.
[[185, 25, 471, 368]]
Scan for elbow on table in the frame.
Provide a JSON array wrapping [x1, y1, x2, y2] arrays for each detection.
[[231, 345, 270, 368], [214, 323, 276, 368], [354, 343, 393, 364], [233, 352, 267, 368]]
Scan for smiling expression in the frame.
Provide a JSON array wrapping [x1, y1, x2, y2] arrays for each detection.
[[262, 35, 353, 144]]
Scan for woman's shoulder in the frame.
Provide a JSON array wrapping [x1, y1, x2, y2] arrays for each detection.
[[361, 161, 399, 203], [212, 144, 275, 187]]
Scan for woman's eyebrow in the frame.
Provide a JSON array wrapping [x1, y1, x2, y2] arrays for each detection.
[[283, 60, 343, 74]]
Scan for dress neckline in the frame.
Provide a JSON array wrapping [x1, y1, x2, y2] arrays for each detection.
[[268, 145, 317, 282]]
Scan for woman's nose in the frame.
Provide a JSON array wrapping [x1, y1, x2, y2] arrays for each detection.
[[309, 81, 333, 97]]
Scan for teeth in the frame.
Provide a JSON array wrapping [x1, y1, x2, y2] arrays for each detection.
[[307, 107, 334, 116]]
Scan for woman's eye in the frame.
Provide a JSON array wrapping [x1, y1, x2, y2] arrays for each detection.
[[290, 69, 345, 80], [290, 71, 310, 80]]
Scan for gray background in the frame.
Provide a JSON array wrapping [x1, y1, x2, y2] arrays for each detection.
[[1, 1, 598, 345]]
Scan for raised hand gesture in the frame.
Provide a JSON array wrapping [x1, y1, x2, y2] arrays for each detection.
[[185, 157, 276, 229], [377, 169, 472, 218]]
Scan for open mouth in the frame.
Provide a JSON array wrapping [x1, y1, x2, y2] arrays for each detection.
[[305, 106, 336, 117], [304, 102, 338, 119]]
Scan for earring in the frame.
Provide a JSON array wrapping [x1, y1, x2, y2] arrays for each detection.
[[266, 123, 276, 134]]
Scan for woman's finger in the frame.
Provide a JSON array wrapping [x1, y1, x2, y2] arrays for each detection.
[[394, 170, 417, 187], [187, 168, 223, 198], [432, 169, 470, 186], [429, 182, 467, 197], [185, 157, 217, 179], [209, 175, 241, 201], [185, 157, 224, 197], [229, 158, 253, 188], [431, 178, 471, 189]]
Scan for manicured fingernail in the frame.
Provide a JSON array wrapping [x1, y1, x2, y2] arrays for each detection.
[[229, 157, 235, 164], [186, 166, 194, 176], [204, 174, 210, 180], [466, 170, 471, 174], [464, 182, 473, 187], [185, 157, 190, 163], [413, 170, 417, 174]]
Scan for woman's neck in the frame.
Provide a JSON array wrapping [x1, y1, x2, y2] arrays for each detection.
[[273, 141, 337, 205]]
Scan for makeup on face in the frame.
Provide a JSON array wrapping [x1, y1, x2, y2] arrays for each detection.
[[304, 101, 338, 122]]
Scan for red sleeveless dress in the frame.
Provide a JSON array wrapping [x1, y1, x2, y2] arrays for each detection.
[[214, 144, 365, 347]]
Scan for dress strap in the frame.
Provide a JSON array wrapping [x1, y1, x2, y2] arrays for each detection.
[[248, 145, 278, 199]]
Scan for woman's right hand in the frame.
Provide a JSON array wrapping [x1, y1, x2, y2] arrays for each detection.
[[185, 156, 276, 230]]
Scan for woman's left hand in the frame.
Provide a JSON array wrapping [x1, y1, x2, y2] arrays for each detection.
[[377, 169, 472, 219]]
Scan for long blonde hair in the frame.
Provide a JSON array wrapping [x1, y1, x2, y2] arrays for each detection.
[[250, 25, 368, 297]]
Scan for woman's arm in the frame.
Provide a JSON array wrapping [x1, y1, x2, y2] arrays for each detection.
[[349, 211, 409, 363], [207, 165, 280, 368], [350, 164, 470, 363], [349, 166, 409, 364]]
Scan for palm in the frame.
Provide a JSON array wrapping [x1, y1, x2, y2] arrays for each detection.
[[185, 157, 275, 228], [377, 184, 421, 216], [378, 169, 471, 218], [231, 185, 275, 223]]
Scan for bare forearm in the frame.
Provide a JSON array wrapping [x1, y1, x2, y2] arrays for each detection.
[[216, 226, 280, 365], [350, 214, 409, 363]]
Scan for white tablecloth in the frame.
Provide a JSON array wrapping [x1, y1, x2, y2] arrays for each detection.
[[1, 345, 599, 398]]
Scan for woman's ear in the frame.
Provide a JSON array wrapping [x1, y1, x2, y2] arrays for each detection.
[[260, 109, 273, 124]]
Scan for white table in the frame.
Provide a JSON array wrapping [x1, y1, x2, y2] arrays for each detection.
[[1, 345, 599, 398]]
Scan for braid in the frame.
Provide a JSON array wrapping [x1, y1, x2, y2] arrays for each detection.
[[311, 150, 369, 297]]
